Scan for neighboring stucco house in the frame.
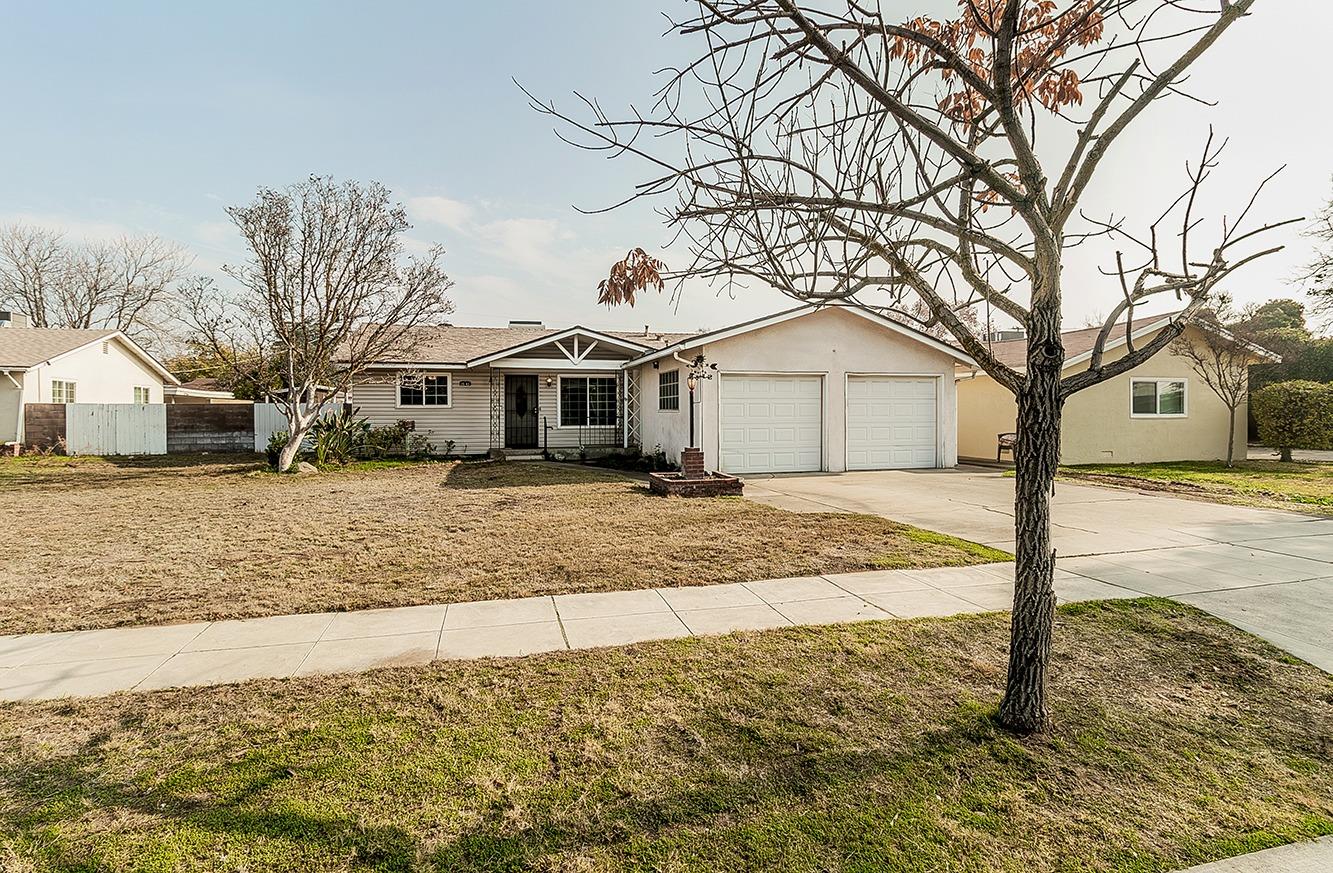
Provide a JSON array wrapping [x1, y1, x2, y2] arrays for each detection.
[[956, 316, 1281, 465], [348, 304, 975, 472], [0, 322, 179, 445]]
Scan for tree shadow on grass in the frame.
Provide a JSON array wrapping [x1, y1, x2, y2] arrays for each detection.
[[0, 699, 1020, 872]]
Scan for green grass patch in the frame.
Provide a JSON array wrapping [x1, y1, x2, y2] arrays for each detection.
[[0, 601, 1328, 871], [1062, 460, 1333, 513], [871, 527, 1014, 567]]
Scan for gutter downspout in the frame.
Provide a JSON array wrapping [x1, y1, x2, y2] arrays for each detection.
[[2, 369, 22, 447]]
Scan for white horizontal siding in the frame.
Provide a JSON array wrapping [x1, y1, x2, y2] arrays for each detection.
[[349, 366, 626, 453], [351, 368, 492, 456]]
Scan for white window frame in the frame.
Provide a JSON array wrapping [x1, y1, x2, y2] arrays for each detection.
[[1129, 377, 1188, 419], [658, 369, 680, 412], [396, 372, 452, 409], [133, 386, 152, 404], [51, 379, 77, 403], [557, 374, 619, 428]]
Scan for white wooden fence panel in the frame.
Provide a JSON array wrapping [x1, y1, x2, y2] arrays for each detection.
[[252, 403, 321, 452], [65, 403, 167, 455]]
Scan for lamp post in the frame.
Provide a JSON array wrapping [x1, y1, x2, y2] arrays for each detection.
[[687, 371, 698, 448]]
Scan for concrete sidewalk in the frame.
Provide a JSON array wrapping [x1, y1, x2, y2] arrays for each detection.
[[0, 561, 1130, 701], [1175, 836, 1333, 872]]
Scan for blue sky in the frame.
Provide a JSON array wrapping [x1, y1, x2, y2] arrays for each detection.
[[1, 1, 1328, 333]]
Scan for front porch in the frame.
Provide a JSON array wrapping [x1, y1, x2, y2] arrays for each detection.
[[478, 329, 645, 454]]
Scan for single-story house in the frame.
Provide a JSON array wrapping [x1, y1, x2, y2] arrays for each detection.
[[348, 304, 976, 472], [0, 320, 180, 445], [164, 377, 243, 405], [957, 316, 1281, 465]]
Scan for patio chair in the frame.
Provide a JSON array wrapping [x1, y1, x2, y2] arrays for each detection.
[[997, 432, 1017, 463]]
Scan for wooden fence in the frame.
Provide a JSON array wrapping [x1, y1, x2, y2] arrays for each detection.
[[65, 404, 167, 455], [24, 402, 326, 455]]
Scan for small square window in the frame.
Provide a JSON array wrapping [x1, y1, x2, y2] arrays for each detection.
[[1131, 379, 1186, 417], [658, 370, 680, 411], [133, 386, 151, 404], [51, 380, 76, 403]]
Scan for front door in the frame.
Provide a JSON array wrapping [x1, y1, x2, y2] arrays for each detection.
[[504, 374, 539, 448]]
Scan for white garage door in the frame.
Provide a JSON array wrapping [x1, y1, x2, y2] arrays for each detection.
[[846, 376, 937, 470], [719, 375, 822, 473]]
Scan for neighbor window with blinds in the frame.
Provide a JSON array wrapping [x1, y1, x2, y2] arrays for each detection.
[[398, 374, 450, 407], [658, 369, 680, 411], [133, 386, 151, 404], [50, 380, 76, 403], [1130, 378, 1187, 417], [560, 376, 617, 427]]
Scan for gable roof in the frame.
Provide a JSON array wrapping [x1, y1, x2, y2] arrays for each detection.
[[625, 303, 977, 367], [0, 328, 119, 368], [984, 313, 1281, 372], [366, 324, 700, 366], [0, 327, 179, 383]]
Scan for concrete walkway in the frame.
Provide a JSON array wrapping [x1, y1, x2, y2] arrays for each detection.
[[1, 561, 1135, 701], [744, 468, 1333, 672], [1175, 836, 1333, 872]]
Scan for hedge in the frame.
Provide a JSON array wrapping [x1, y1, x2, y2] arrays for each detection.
[[1251, 380, 1333, 460]]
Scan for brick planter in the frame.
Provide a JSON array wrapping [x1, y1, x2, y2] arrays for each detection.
[[648, 470, 744, 498]]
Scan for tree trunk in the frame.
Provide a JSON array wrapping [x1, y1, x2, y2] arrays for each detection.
[[277, 431, 303, 473], [997, 309, 1064, 736], [277, 410, 315, 473], [1225, 404, 1237, 468], [1280, 446, 1292, 463]]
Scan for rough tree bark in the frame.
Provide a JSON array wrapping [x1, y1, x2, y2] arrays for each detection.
[[1001, 297, 1065, 732]]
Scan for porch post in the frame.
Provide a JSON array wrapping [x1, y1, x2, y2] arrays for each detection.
[[488, 368, 502, 451]]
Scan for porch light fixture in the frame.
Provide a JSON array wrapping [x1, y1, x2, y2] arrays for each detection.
[[544, 375, 554, 387]]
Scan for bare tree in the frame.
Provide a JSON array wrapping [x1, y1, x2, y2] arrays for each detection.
[[0, 224, 188, 347], [1303, 191, 1333, 319], [1171, 300, 1261, 467], [183, 176, 454, 472], [531, 0, 1291, 733]]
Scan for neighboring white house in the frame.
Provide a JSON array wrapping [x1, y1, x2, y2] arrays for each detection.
[[956, 315, 1282, 465], [0, 316, 180, 445], [348, 304, 976, 473]]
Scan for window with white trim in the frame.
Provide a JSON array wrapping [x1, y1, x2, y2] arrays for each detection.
[[399, 373, 450, 407], [51, 380, 76, 403], [658, 369, 680, 411], [1131, 378, 1187, 417], [560, 376, 617, 426], [133, 386, 151, 404]]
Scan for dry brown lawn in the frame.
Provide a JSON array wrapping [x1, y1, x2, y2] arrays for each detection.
[[0, 455, 1007, 635], [0, 600, 1329, 871]]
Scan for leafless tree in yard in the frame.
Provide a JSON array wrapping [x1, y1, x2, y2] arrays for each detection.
[[0, 224, 188, 348], [530, 0, 1292, 733], [183, 176, 454, 473], [1171, 300, 1265, 468]]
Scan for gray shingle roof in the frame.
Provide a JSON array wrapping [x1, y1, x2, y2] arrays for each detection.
[[371, 325, 702, 365], [985, 315, 1175, 369], [0, 327, 118, 368]]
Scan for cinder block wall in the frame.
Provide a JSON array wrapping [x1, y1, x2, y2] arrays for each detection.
[[165, 405, 256, 453], [23, 403, 66, 448]]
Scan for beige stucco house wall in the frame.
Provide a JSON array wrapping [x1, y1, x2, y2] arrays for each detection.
[[630, 306, 965, 473], [957, 325, 1250, 465]]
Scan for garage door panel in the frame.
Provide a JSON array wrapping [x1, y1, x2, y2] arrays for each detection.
[[719, 375, 823, 473], [846, 376, 937, 470]]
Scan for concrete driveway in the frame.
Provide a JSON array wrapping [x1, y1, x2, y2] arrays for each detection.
[[744, 467, 1333, 671]]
